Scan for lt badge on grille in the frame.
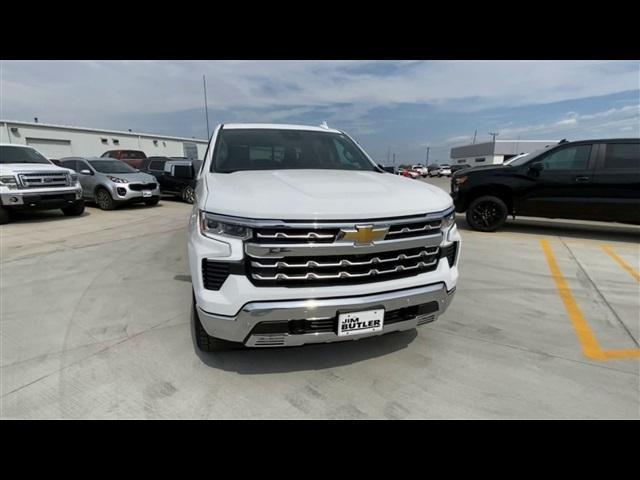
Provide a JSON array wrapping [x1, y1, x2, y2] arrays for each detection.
[[337, 225, 389, 246]]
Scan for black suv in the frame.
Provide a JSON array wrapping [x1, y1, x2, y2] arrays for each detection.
[[451, 139, 640, 231], [138, 156, 202, 204]]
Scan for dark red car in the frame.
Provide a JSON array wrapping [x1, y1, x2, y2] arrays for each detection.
[[100, 150, 147, 168]]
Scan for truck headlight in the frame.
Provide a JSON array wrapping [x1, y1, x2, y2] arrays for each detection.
[[0, 175, 18, 189], [441, 211, 456, 231], [199, 211, 252, 240], [454, 175, 467, 185]]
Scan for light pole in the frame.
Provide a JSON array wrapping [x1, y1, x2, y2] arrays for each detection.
[[203, 75, 210, 139]]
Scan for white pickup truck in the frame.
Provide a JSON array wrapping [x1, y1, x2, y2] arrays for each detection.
[[188, 124, 460, 350], [0, 144, 84, 224]]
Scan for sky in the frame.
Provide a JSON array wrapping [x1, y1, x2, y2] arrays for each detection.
[[1, 60, 638, 164]]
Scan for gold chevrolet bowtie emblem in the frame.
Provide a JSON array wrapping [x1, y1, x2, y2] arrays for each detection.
[[339, 225, 389, 246]]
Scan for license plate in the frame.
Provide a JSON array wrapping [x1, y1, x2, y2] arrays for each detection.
[[337, 309, 384, 337], [142, 190, 152, 197]]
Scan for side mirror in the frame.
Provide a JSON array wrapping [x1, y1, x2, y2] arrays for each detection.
[[529, 162, 544, 174], [80, 169, 92, 175]]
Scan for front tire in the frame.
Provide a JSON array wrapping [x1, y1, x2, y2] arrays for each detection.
[[181, 185, 195, 204], [61, 200, 85, 216], [95, 188, 115, 210], [0, 206, 10, 225], [466, 195, 508, 232], [192, 295, 240, 353]]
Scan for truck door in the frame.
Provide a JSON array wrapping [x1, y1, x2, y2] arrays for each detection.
[[516, 143, 597, 220], [590, 141, 640, 224]]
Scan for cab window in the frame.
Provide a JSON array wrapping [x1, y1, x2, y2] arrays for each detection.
[[540, 145, 591, 170], [602, 143, 640, 170]]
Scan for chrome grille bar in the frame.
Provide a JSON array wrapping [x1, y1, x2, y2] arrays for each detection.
[[251, 247, 439, 269], [252, 258, 438, 282], [256, 231, 336, 240]]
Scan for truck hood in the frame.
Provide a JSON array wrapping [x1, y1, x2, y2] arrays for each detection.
[[0, 163, 73, 175], [203, 169, 453, 220], [106, 172, 156, 183]]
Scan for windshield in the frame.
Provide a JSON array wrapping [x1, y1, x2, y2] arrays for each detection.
[[89, 160, 137, 174], [211, 129, 378, 173], [0, 145, 51, 164], [504, 154, 529, 166], [506, 148, 551, 167]]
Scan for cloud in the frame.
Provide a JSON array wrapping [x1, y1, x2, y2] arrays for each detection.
[[2, 60, 639, 122]]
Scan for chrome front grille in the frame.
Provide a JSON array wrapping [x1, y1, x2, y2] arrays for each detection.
[[247, 246, 440, 287], [251, 217, 442, 245], [231, 209, 453, 288], [18, 172, 70, 189]]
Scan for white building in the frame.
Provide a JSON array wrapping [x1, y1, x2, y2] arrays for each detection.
[[0, 120, 209, 160], [450, 140, 559, 166]]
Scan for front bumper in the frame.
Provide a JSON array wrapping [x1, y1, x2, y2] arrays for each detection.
[[107, 183, 160, 203], [0, 186, 82, 209], [196, 282, 455, 347]]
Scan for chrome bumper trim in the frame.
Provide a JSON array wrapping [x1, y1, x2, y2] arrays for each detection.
[[196, 282, 455, 347]]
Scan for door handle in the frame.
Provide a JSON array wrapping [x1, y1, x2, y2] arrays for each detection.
[[574, 176, 590, 182]]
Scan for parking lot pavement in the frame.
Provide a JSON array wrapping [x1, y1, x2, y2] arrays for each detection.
[[1, 192, 639, 419]]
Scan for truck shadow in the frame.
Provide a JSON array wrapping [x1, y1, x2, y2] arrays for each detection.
[[191, 310, 418, 374], [455, 215, 640, 244], [7, 209, 91, 224]]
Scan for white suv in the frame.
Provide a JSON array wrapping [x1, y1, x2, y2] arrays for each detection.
[[188, 124, 460, 350], [0, 144, 84, 224]]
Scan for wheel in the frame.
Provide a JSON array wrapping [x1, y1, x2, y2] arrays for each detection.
[[192, 294, 240, 353], [61, 200, 85, 216], [95, 188, 115, 210], [144, 197, 160, 206], [181, 185, 195, 204], [466, 195, 508, 232], [0, 206, 10, 225]]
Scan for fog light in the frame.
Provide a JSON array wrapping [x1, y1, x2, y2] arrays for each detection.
[[10, 196, 19, 203], [117, 187, 126, 196]]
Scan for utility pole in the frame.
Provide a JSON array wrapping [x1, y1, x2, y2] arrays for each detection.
[[489, 131, 499, 142], [392, 153, 396, 166], [203, 75, 210, 139], [472, 129, 477, 144], [387, 146, 391, 164], [426, 146, 430, 164]]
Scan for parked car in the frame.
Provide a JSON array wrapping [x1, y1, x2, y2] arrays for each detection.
[[412, 164, 428, 176], [401, 168, 420, 179], [439, 164, 452, 177], [139, 156, 202, 204], [428, 164, 441, 177], [0, 144, 84, 224], [60, 157, 160, 210], [451, 138, 640, 231], [100, 150, 147, 169], [189, 123, 460, 351]]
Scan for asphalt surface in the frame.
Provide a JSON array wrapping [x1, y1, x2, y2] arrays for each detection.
[[1, 182, 639, 419]]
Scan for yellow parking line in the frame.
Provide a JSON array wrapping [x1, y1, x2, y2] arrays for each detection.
[[602, 349, 640, 359], [601, 244, 640, 282], [540, 239, 606, 360], [541, 239, 639, 360]]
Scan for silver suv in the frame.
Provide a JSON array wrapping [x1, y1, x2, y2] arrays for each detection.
[[60, 157, 160, 210]]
